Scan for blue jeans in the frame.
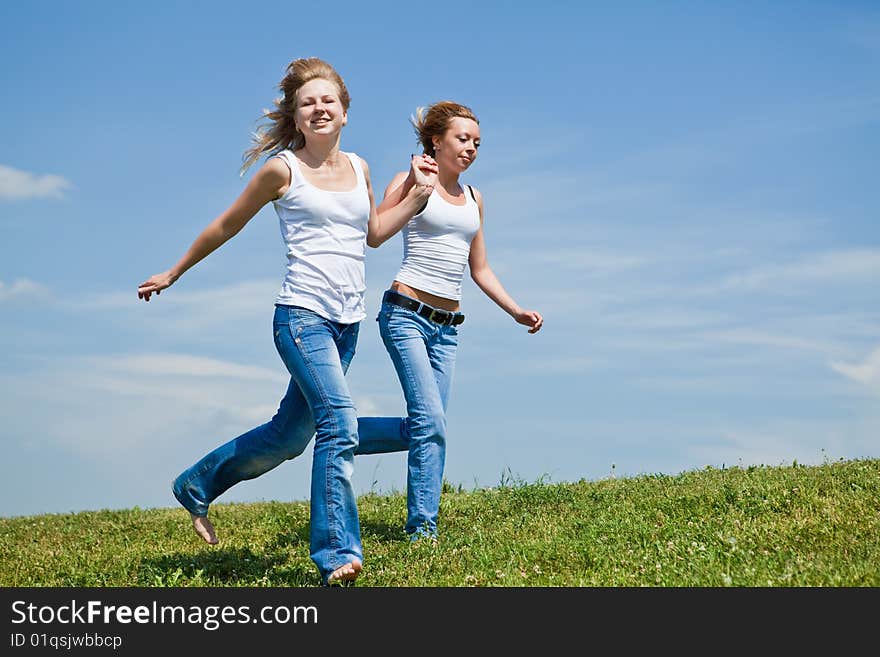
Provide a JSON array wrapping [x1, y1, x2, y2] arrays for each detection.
[[356, 292, 459, 539], [172, 304, 362, 584]]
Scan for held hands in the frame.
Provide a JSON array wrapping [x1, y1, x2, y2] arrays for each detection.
[[137, 270, 178, 302], [514, 309, 544, 334], [409, 153, 438, 197]]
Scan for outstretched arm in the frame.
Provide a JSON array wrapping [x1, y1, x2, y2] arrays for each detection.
[[137, 157, 289, 301], [367, 154, 437, 247], [468, 188, 544, 334]]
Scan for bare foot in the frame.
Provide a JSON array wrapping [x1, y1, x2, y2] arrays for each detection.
[[190, 514, 218, 545], [327, 559, 362, 585]]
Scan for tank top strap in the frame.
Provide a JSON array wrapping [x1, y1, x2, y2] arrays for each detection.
[[272, 150, 303, 187], [344, 151, 366, 190], [461, 183, 477, 210]]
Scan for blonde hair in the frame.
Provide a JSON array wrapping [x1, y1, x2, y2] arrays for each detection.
[[411, 101, 479, 157], [241, 57, 351, 174]]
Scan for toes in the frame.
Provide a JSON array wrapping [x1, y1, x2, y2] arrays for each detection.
[[191, 515, 218, 545], [328, 560, 362, 585]]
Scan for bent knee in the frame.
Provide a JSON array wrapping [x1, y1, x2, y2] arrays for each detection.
[[272, 426, 312, 459], [284, 444, 307, 460]]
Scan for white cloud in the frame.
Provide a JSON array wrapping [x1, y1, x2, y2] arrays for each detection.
[[352, 394, 386, 416], [830, 347, 880, 390], [79, 279, 279, 341], [522, 247, 647, 273], [708, 328, 831, 353], [718, 248, 880, 291], [86, 279, 276, 312], [99, 353, 285, 382], [2, 353, 288, 458], [0, 164, 73, 200], [602, 308, 732, 332], [0, 278, 49, 302]]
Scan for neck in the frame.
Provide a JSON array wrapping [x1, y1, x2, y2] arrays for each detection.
[[299, 137, 342, 167], [437, 167, 461, 192]]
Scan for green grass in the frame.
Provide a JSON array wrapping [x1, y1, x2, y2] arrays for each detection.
[[2, 458, 878, 587]]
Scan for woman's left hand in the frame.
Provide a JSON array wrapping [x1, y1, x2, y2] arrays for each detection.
[[410, 154, 438, 190], [515, 309, 543, 334]]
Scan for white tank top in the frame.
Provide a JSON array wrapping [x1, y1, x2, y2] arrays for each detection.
[[272, 150, 370, 323], [394, 186, 481, 301]]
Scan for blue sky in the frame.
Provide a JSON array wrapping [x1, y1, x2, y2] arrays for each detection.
[[2, 1, 878, 518]]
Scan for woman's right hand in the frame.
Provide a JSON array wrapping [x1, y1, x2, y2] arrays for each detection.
[[137, 270, 178, 302]]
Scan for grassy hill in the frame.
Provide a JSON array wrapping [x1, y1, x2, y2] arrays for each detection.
[[2, 458, 878, 587]]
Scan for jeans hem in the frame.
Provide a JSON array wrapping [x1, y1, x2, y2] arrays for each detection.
[[171, 481, 205, 517]]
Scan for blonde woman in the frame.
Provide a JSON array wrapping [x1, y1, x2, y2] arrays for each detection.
[[137, 57, 397, 585]]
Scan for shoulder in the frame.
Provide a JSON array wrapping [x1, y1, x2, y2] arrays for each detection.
[[243, 155, 289, 185], [262, 153, 291, 177], [382, 170, 409, 197], [344, 151, 368, 171], [259, 156, 292, 184], [346, 152, 373, 186], [248, 155, 291, 200]]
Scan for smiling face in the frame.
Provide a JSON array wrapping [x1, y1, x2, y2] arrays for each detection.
[[293, 77, 348, 140], [433, 116, 481, 173]]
